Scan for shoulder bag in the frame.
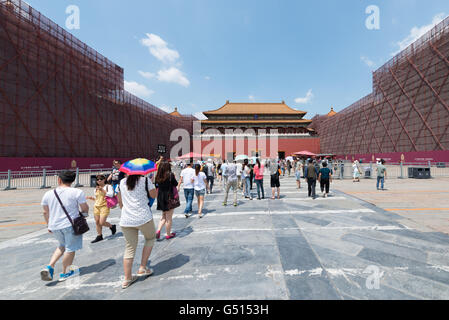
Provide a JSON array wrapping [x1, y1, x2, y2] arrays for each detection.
[[54, 190, 89, 235]]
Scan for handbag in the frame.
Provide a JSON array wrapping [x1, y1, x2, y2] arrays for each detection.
[[105, 185, 118, 209], [167, 175, 180, 210], [54, 190, 89, 236]]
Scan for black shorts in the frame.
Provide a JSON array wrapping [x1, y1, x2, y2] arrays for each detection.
[[270, 175, 280, 188]]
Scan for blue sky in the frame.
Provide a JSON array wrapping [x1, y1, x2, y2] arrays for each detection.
[[25, 0, 449, 119]]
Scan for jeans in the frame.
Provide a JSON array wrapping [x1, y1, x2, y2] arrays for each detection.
[[206, 176, 214, 193], [377, 176, 385, 189], [184, 188, 194, 214], [244, 177, 252, 198], [307, 178, 316, 198], [255, 179, 264, 199]]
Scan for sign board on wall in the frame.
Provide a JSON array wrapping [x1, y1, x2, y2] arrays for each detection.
[[157, 144, 166, 154]]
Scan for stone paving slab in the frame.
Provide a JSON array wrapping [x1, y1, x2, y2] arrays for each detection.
[[1, 176, 449, 300]]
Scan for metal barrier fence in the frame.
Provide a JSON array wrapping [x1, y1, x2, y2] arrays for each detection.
[[0, 169, 112, 190], [331, 162, 449, 180], [1, 162, 449, 191]]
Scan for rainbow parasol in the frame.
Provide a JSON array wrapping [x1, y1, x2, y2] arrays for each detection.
[[119, 158, 158, 176]]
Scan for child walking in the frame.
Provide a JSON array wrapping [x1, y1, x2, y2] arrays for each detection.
[[87, 175, 117, 243]]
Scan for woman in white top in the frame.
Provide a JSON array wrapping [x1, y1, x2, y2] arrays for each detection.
[[117, 174, 158, 289], [191, 164, 208, 218]]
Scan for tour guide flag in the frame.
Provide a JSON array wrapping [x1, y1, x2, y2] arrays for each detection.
[[119, 158, 158, 176]]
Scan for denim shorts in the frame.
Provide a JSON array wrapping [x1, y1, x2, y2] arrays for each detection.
[[53, 226, 83, 253], [195, 189, 206, 197], [295, 172, 302, 180]]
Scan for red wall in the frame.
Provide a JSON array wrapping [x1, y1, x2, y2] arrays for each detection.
[[0, 157, 129, 172]]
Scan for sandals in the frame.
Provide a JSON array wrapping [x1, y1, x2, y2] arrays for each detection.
[[122, 276, 138, 289], [137, 267, 154, 277]]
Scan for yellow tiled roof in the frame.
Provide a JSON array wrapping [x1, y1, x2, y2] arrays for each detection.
[[203, 101, 307, 116]]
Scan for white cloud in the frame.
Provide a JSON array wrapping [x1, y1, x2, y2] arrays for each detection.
[[294, 89, 314, 105], [361, 56, 375, 68], [392, 13, 446, 56], [157, 67, 190, 87], [140, 33, 180, 64], [205, 76, 211, 80], [194, 112, 207, 120], [124, 81, 154, 98], [248, 95, 255, 102], [138, 71, 155, 79]]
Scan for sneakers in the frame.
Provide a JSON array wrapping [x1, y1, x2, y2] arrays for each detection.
[[156, 230, 161, 240], [233, 203, 238, 207], [165, 233, 176, 240], [91, 235, 103, 243], [223, 203, 227, 206], [40, 265, 54, 281], [110, 225, 117, 235], [58, 270, 75, 282]]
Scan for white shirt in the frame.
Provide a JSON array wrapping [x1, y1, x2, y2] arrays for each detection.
[[221, 163, 228, 175], [119, 177, 154, 227], [225, 163, 238, 182], [236, 163, 243, 176], [180, 167, 196, 189], [206, 163, 215, 177], [41, 187, 87, 232], [193, 172, 207, 191]]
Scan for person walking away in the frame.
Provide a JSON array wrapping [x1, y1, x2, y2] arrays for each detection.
[[236, 161, 243, 191], [280, 160, 285, 176], [242, 159, 253, 200], [87, 175, 117, 243], [376, 159, 387, 190], [156, 161, 179, 238], [270, 161, 281, 199], [318, 162, 333, 198], [178, 162, 195, 218], [305, 159, 319, 199], [40, 171, 89, 282], [254, 159, 265, 200], [192, 164, 208, 218], [287, 160, 292, 177], [295, 160, 303, 189], [223, 161, 239, 206], [221, 161, 229, 188], [249, 164, 254, 190], [108, 160, 125, 194], [117, 173, 157, 289], [217, 162, 222, 184], [205, 159, 215, 194]]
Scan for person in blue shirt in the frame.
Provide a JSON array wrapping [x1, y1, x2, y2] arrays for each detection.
[[318, 162, 333, 198]]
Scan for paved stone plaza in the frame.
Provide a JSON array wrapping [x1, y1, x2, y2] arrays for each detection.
[[1, 175, 449, 300]]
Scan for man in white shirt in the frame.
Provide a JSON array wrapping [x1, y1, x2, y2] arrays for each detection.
[[221, 160, 229, 188], [236, 161, 243, 191], [178, 162, 196, 218], [40, 171, 89, 282], [223, 161, 239, 207]]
